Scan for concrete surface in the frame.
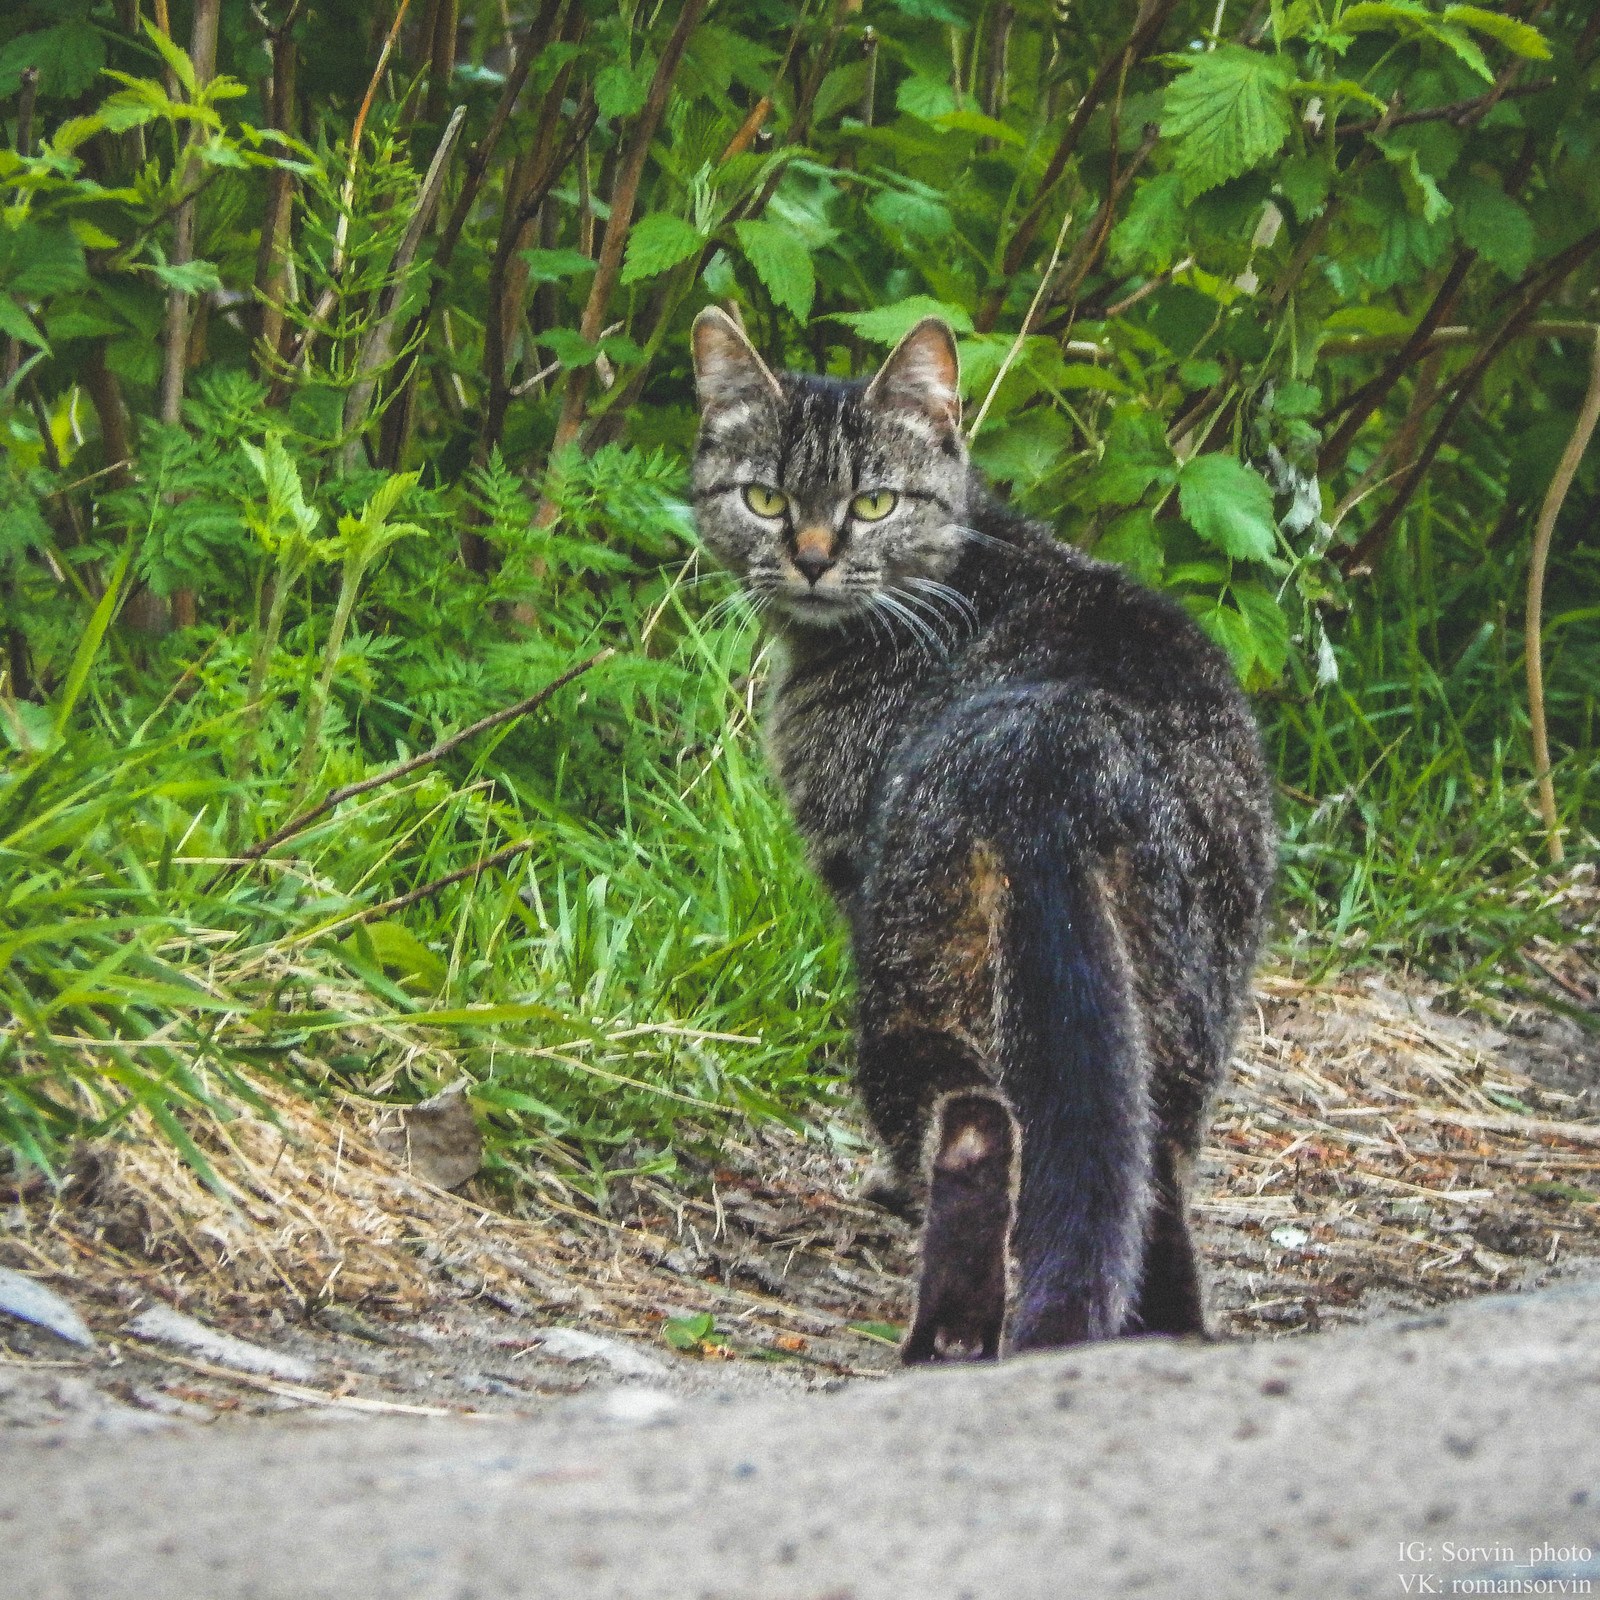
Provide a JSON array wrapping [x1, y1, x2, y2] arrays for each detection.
[[6, 1279, 1600, 1600]]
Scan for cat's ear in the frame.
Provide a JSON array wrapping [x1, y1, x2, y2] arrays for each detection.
[[865, 317, 962, 433], [691, 307, 783, 417]]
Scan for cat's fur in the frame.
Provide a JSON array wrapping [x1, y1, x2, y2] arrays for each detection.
[[690, 308, 1276, 1359]]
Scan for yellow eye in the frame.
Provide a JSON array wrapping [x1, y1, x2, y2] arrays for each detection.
[[743, 485, 789, 518], [850, 490, 898, 521]]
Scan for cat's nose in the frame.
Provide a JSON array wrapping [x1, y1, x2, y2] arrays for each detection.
[[794, 552, 835, 586], [793, 526, 837, 586]]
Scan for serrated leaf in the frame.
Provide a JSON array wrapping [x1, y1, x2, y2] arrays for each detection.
[[733, 219, 815, 321], [1161, 45, 1294, 197], [144, 257, 224, 295], [1193, 600, 1259, 681], [1375, 136, 1453, 222], [867, 188, 953, 239], [1442, 5, 1551, 59], [0, 23, 107, 101], [1095, 507, 1164, 584], [595, 57, 653, 123], [142, 17, 198, 97], [1178, 453, 1277, 560], [1452, 175, 1533, 279], [0, 223, 87, 298], [1275, 154, 1332, 222], [521, 247, 597, 282], [828, 296, 974, 345], [1232, 581, 1292, 680], [1110, 170, 1187, 269], [620, 213, 705, 284]]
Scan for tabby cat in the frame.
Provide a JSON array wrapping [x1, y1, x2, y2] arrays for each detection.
[[689, 309, 1276, 1359]]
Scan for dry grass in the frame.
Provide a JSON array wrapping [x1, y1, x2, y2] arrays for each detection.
[[4, 968, 1600, 1376]]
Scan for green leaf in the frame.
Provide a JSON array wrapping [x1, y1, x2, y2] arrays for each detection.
[[829, 296, 974, 345], [933, 109, 1026, 146], [1452, 175, 1534, 279], [0, 295, 48, 352], [142, 18, 198, 98], [1178, 454, 1278, 560], [867, 188, 954, 240], [733, 220, 815, 321], [1275, 154, 1332, 223], [896, 75, 958, 123], [595, 58, 653, 123], [0, 23, 106, 101], [144, 257, 224, 295], [1374, 137, 1452, 223], [883, 0, 969, 26], [1110, 171, 1187, 269], [520, 248, 597, 282], [1442, 5, 1551, 59], [1160, 45, 1295, 198], [620, 214, 705, 284], [1095, 507, 1164, 584], [1232, 581, 1293, 681], [538, 328, 600, 368], [0, 222, 88, 298], [813, 59, 870, 125]]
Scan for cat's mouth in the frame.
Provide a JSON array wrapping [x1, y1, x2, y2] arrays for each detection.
[[775, 588, 865, 623]]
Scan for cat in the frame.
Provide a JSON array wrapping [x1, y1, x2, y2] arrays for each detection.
[[689, 308, 1277, 1359]]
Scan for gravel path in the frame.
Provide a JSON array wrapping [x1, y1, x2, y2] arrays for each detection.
[[7, 1274, 1600, 1600]]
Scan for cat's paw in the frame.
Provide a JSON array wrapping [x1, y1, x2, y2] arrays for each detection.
[[857, 1163, 920, 1221]]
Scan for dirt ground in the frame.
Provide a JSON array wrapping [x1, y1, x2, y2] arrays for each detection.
[[5, 961, 1600, 1432]]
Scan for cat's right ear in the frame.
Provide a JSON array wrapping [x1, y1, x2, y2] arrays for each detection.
[[691, 307, 783, 418]]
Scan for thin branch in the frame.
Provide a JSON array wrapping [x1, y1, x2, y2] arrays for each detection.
[[547, 0, 709, 459], [1320, 248, 1476, 477], [1339, 228, 1600, 575], [339, 104, 467, 471], [1335, 76, 1551, 136], [1095, 256, 1194, 320], [967, 209, 1074, 442], [993, 0, 1179, 292], [351, 839, 538, 922], [1525, 326, 1600, 866], [234, 648, 613, 863]]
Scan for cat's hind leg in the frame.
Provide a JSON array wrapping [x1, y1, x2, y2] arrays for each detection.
[[903, 1087, 1019, 1363], [1127, 1138, 1206, 1337]]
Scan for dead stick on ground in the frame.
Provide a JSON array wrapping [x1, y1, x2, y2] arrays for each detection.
[[120, 1340, 496, 1417], [235, 647, 612, 863], [1525, 324, 1600, 866]]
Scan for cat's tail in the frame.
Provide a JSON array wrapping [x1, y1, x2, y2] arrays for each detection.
[[998, 824, 1154, 1348]]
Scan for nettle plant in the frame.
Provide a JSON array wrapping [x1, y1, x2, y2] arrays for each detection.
[[0, 0, 1595, 833]]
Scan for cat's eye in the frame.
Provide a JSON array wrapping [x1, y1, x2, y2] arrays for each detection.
[[744, 485, 789, 518], [850, 490, 898, 521]]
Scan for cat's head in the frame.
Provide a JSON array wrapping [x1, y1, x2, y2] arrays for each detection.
[[689, 308, 972, 628]]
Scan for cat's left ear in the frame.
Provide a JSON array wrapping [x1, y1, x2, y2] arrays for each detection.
[[865, 317, 962, 434]]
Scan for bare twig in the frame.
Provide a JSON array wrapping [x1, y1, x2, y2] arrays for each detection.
[[1339, 228, 1600, 575], [235, 648, 613, 863], [547, 0, 709, 460], [350, 838, 540, 922], [1320, 249, 1476, 477], [1336, 76, 1551, 136], [967, 209, 1074, 443], [985, 0, 1179, 317], [1525, 325, 1600, 866]]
